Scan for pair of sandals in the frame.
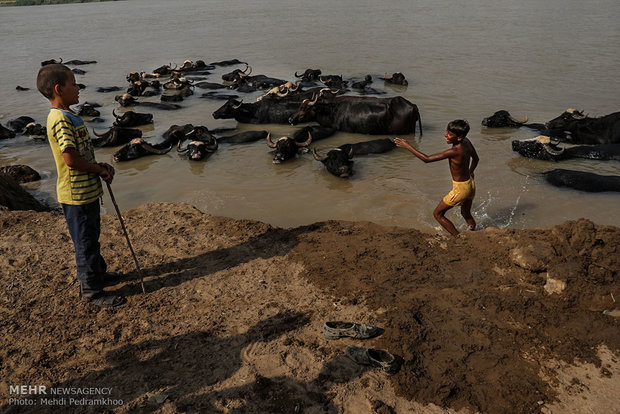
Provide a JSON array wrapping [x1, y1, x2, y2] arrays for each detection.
[[82, 272, 127, 308], [323, 321, 402, 375]]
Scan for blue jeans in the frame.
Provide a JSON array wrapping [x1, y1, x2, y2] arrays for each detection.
[[62, 200, 107, 298]]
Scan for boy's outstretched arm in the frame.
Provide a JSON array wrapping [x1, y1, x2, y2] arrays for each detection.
[[62, 148, 115, 183], [469, 143, 479, 178], [394, 137, 455, 163]]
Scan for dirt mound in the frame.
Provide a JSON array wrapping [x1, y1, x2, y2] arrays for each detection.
[[0, 203, 618, 413], [0, 172, 48, 212]]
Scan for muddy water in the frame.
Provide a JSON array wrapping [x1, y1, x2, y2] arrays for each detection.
[[1, 0, 618, 232]]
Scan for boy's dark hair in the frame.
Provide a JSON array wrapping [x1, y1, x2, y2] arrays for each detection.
[[37, 64, 72, 100], [447, 119, 470, 139]]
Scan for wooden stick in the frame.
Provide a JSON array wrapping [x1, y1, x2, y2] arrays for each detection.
[[106, 182, 146, 294]]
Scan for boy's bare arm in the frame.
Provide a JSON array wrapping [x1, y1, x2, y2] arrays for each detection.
[[62, 148, 115, 183], [468, 141, 479, 177], [394, 137, 456, 163]]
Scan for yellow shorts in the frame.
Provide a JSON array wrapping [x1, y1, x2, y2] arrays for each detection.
[[443, 178, 475, 207]]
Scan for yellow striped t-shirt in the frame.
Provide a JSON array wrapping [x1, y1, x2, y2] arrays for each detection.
[[46, 108, 103, 205]]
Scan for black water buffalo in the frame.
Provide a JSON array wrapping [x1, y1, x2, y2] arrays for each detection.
[[180, 126, 219, 159], [127, 80, 150, 96], [337, 138, 396, 156], [210, 59, 247, 67], [221, 64, 252, 82], [292, 125, 336, 142], [266, 133, 313, 163], [481, 110, 546, 131], [152, 64, 177, 76], [177, 126, 218, 160], [7, 116, 36, 133], [545, 109, 620, 145], [92, 127, 143, 147], [115, 94, 181, 110], [212, 94, 313, 124], [229, 74, 287, 92], [382, 72, 408, 86], [23, 122, 46, 137], [216, 130, 269, 144], [64, 59, 97, 65], [351, 75, 373, 90], [201, 92, 240, 101], [112, 110, 153, 127], [295, 69, 322, 82], [545, 169, 620, 193], [72, 68, 87, 75], [0, 124, 16, 139], [319, 75, 348, 90], [195, 82, 228, 90], [77, 104, 100, 118], [289, 91, 423, 135], [312, 148, 354, 178], [40, 58, 62, 66], [16, 86, 29, 91], [113, 138, 172, 162], [96, 86, 124, 93], [512, 136, 620, 161], [0, 165, 41, 183], [178, 59, 212, 72]]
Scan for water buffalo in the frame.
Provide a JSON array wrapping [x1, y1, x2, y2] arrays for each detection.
[[178, 59, 212, 72], [545, 109, 620, 144], [292, 125, 336, 142], [16, 86, 29, 91], [210, 59, 247, 67], [295, 69, 322, 82], [382, 72, 408, 86], [113, 138, 172, 162], [216, 130, 269, 144], [289, 90, 423, 135], [195, 82, 228, 90], [92, 127, 143, 147], [112, 110, 153, 128], [96, 86, 124, 93], [41, 58, 62, 66], [267, 133, 313, 163], [545, 169, 620, 193], [0, 165, 41, 183], [0, 124, 16, 139], [337, 138, 396, 156], [481, 110, 546, 131], [7, 116, 36, 133], [72, 68, 87, 75], [152, 63, 177, 76], [221, 64, 252, 82], [176, 125, 219, 161], [64, 59, 97, 65], [312, 148, 354, 178], [351, 75, 373, 90], [115, 94, 181, 110], [77, 104, 100, 118], [319, 75, 348, 90], [23, 122, 46, 137], [212, 94, 314, 124], [511, 136, 620, 161]]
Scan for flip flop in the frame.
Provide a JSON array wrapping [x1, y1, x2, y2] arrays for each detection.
[[84, 292, 126, 308], [323, 321, 382, 340]]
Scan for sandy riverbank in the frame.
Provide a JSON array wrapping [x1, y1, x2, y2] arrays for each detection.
[[0, 202, 618, 413]]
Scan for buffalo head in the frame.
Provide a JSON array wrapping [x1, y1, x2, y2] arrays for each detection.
[[383, 72, 408, 86], [113, 138, 172, 162], [511, 136, 565, 161], [212, 98, 245, 120], [113, 109, 153, 128], [266, 132, 312, 163], [312, 148, 354, 178], [482, 110, 529, 128]]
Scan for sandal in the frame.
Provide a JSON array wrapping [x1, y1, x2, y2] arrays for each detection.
[[84, 292, 126, 308]]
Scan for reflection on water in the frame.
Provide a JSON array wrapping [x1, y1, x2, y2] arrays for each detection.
[[0, 0, 618, 232]]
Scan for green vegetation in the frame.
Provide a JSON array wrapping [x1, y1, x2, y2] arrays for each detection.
[[6, 0, 120, 5]]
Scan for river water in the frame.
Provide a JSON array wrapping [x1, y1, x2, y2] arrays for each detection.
[[1, 0, 619, 232]]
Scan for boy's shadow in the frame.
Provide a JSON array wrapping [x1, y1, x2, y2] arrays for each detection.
[[116, 224, 320, 297]]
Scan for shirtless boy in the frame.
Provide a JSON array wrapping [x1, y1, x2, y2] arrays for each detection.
[[395, 119, 479, 236]]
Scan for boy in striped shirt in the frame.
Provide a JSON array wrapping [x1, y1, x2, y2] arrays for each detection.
[[37, 64, 125, 307]]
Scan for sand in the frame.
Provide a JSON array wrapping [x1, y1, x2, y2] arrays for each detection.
[[0, 202, 618, 413]]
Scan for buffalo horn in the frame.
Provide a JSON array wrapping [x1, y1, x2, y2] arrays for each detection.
[[508, 115, 528, 124], [92, 128, 109, 137], [542, 143, 564, 156], [266, 133, 277, 148], [290, 81, 301, 91], [231, 99, 243, 109], [306, 93, 319, 107], [176, 139, 188, 153], [312, 148, 328, 161], [112, 109, 120, 120], [294, 71, 302, 78], [296, 132, 313, 147]]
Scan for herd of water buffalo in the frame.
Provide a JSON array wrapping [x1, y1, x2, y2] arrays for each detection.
[[1, 58, 619, 191]]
